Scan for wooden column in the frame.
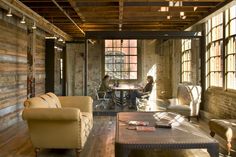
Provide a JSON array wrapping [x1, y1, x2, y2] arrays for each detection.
[[45, 39, 55, 93], [200, 33, 206, 110], [84, 39, 88, 96], [27, 28, 36, 98]]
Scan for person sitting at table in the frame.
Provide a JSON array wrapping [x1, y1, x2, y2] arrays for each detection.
[[98, 75, 115, 109], [128, 75, 154, 109]]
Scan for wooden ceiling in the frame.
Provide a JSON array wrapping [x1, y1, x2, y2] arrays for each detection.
[[20, 0, 225, 38]]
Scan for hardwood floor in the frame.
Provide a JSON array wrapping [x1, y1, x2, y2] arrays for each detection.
[[0, 116, 235, 157]]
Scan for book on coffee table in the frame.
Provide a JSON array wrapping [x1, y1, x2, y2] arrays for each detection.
[[155, 121, 172, 128], [136, 126, 156, 132], [128, 120, 149, 126]]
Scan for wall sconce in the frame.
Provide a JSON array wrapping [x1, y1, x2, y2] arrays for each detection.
[[6, 8, 12, 17], [20, 15, 26, 24]]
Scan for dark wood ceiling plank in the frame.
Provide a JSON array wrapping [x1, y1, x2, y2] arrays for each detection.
[[19, 0, 227, 37], [85, 31, 202, 39], [124, 2, 220, 7], [119, 0, 124, 30], [68, 0, 86, 22], [124, 0, 223, 2], [77, 2, 118, 6]]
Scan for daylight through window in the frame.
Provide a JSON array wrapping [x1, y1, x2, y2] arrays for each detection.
[[104, 39, 138, 80]]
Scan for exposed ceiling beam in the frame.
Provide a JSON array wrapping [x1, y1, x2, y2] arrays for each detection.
[[0, 0, 72, 40], [119, 0, 123, 31], [79, 6, 212, 13], [85, 31, 202, 39], [77, 0, 222, 1], [51, 0, 85, 36], [68, 0, 86, 22], [186, 0, 235, 30], [75, 1, 220, 7], [124, 2, 220, 7]]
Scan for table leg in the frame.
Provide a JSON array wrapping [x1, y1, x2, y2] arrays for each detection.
[[207, 144, 219, 157], [120, 90, 124, 107], [115, 143, 130, 157]]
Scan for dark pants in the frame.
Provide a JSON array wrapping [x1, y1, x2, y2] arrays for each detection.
[[130, 90, 143, 106]]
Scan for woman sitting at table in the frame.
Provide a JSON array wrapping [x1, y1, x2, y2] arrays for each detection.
[[129, 75, 154, 109]]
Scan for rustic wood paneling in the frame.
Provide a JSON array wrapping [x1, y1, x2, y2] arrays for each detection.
[[0, 16, 28, 131], [35, 31, 46, 96]]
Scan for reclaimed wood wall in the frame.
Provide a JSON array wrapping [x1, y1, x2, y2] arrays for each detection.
[[35, 31, 46, 96], [0, 11, 46, 131], [0, 17, 28, 131]]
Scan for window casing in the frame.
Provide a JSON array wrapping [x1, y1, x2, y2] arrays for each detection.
[[104, 39, 138, 80], [181, 39, 192, 82], [225, 5, 236, 90], [205, 13, 223, 88]]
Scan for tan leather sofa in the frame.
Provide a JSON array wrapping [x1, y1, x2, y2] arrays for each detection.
[[166, 84, 202, 121], [22, 92, 93, 157]]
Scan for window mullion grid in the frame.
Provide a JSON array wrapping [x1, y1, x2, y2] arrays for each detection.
[[222, 10, 226, 89]]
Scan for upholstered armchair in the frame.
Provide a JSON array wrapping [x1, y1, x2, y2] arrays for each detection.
[[166, 84, 202, 121], [22, 93, 93, 157]]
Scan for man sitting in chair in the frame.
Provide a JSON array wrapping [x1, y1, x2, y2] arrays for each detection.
[[129, 75, 154, 109], [98, 75, 115, 109]]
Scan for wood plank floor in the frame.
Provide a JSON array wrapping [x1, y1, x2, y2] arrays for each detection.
[[0, 116, 235, 157]]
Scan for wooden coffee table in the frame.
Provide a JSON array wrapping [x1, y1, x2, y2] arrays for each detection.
[[115, 112, 219, 157]]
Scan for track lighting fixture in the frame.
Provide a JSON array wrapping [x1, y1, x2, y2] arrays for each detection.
[[32, 21, 36, 29], [181, 16, 187, 19], [6, 8, 12, 17], [58, 38, 63, 42], [180, 12, 186, 19], [20, 15, 25, 24]]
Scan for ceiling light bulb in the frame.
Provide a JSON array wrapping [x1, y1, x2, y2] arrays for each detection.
[[6, 8, 12, 17], [159, 7, 169, 12], [32, 22, 36, 29], [180, 12, 185, 16], [58, 38, 63, 42], [181, 16, 187, 19], [20, 16, 25, 24], [167, 15, 171, 19]]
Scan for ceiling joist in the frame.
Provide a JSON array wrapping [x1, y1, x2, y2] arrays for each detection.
[[18, 0, 227, 37]]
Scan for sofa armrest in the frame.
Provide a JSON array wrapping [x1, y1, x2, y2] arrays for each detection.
[[58, 96, 93, 113], [22, 108, 81, 121]]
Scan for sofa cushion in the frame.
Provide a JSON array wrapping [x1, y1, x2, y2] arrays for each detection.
[[167, 104, 191, 116], [24, 97, 50, 108], [46, 92, 62, 108], [40, 94, 59, 108]]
